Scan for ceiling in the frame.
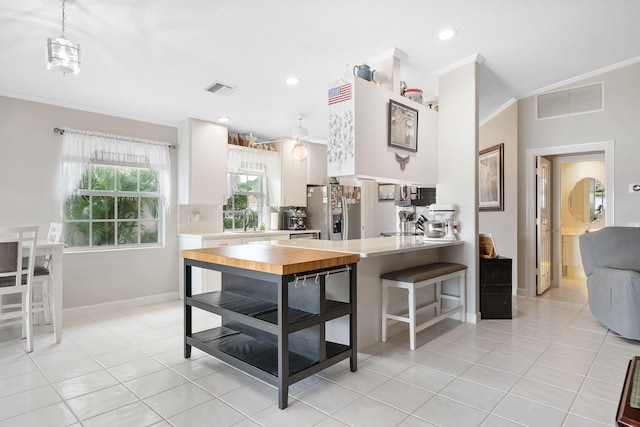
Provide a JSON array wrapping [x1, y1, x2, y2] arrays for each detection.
[[2, 1, 640, 143]]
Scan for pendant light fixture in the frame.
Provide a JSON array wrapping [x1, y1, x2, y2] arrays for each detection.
[[46, 0, 81, 75], [291, 114, 309, 161]]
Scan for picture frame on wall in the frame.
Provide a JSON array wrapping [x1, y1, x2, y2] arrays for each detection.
[[388, 99, 418, 152], [479, 143, 504, 211], [378, 183, 395, 201]]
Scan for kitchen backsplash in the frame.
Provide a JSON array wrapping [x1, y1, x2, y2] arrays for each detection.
[[178, 204, 223, 234]]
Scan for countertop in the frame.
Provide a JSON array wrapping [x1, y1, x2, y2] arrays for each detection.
[[181, 244, 360, 275], [179, 229, 321, 239], [258, 236, 463, 258]]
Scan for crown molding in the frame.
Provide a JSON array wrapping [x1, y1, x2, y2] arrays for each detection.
[[432, 54, 485, 77], [480, 98, 517, 127]]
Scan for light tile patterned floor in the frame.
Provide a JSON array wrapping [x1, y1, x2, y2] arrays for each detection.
[[0, 278, 638, 426]]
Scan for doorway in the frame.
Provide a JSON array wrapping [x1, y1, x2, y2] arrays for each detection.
[[523, 141, 614, 298]]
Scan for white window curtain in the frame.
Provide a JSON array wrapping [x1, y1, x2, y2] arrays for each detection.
[[227, 146, 281, 208], [61, 128, 173, 212]]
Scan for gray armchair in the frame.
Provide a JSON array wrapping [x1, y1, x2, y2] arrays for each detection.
[[579, 226, 640, 341]]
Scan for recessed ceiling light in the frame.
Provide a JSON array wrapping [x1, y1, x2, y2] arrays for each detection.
[[217, 116, 230, 123], [439, 28, 457, 41], [286, 76, 300, 85]]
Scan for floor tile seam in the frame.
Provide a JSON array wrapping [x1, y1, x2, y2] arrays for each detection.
[[409, 394, 491, 426], [346, 393, 416, 419], [82, 399, 166, 426], [362, 382, 436, 416], [26, 342, 99, 424], [69, 391, 144, 422], [158, 394, 231, 424], [0, 399, 77, 424], [492, 390, 571, 426], [435, 385, 505, 414], [545, 347, 598, 365]]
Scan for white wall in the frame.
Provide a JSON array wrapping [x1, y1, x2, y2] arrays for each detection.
[[479, 102, 518, 291], [328, 77, 439, 186], [517, 61, 640, 291], [437, 58, 480, 321], [0, 96, 178, 308]]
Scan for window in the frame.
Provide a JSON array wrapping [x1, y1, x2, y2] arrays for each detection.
[[64, 163, 161, 248], [223, 173, 263, 231], [60, 128, 172, 251]]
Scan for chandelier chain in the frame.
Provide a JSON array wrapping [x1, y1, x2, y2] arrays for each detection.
[[61, 0, 66, 35]]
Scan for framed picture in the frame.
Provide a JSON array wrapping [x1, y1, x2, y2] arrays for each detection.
[[479, 143, 504, 211], [388, 99, 418, 152], [378, 183, 395, 201]]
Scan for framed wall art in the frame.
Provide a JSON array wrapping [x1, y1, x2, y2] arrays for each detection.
[[378, 183, 395, 201], [479, 143, 504, 211], [388, 99, 418, 152]]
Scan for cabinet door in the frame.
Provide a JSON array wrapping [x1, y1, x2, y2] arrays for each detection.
[[178, 119, 228, 205], [279, 140, 308, 207], [202, 238, 241, 292]]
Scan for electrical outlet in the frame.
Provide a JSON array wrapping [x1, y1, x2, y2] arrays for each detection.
[[629, 183, 640, 193]]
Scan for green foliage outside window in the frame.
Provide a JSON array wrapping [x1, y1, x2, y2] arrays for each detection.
[[64, 164, 161, 248], [223, 173, 262, 230]]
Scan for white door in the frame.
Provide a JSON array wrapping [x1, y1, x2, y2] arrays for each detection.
[[536, 157, 552, 295]]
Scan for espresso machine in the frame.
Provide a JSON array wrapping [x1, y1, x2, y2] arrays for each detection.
[[283, 207, 307, 230]]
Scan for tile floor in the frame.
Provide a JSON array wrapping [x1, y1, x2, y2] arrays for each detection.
[[0, 278, 638, 426]]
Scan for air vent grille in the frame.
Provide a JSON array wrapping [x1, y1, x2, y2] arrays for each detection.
[[537, 83, 603, 120], [205, 81, 237, 96]]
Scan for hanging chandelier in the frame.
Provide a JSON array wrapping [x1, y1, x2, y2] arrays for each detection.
[[46, 0, 81, 75]]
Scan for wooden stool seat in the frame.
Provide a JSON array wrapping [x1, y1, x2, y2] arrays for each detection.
[[381, 262, 466, 350]]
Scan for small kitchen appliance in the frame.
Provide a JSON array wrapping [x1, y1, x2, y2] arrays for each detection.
[[423, 203, 458, 241], [283, 207, 307, 230]]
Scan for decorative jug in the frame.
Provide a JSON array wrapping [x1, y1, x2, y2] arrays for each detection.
[[353, 64, 373, 81]]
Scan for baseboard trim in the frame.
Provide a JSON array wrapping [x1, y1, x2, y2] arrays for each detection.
[[467, 312, 480, 324], [63, 292, 179, 318]]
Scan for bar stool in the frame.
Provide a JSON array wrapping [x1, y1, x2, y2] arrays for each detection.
[[381, 262, 466, 350]]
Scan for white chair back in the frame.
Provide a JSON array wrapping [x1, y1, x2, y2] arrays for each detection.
[[0, 225, 38, 352]]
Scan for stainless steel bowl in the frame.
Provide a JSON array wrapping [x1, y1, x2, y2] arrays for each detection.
[[424, 220, 445, 238]]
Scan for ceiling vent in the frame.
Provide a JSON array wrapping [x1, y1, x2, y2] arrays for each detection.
[[537, 82, 603, 120], [205, 81, 237, 96]]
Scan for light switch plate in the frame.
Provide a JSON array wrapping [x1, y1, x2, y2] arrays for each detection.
[[629, 183, 640, 193]]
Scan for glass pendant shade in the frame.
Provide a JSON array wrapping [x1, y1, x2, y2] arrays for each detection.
[[292, 141, 308, 161], [47, 36, 81, 74]]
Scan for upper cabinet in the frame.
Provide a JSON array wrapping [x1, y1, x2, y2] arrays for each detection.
[[276, 139, 308, 207], [306, 143, 328, 185], [178, 118, 228, 205], [327, 77, 438, 186]]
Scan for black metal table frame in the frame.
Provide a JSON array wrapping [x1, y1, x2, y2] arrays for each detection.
[[183, 257, 357, 409]]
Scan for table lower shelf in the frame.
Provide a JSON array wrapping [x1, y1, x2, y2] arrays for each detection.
[[188, 326, 351, 378]]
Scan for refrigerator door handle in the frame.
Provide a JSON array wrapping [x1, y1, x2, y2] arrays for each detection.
[[341, 196, 348, 240]]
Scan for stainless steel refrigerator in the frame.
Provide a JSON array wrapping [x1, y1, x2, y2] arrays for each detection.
[[306, 185, 361, 240]]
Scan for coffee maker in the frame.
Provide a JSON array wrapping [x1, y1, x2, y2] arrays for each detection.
[[283, 207, 307, 230]]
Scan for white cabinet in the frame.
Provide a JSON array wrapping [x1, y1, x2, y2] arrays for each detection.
[[278, 139, 308, 207], [201, 238, 241, 293], [327, 77, 438, 186], [178, 236, 239, 298], [178, 118, 228, 205], [242, 234, 290, 244], [306, 143, 328, 185], [178, 233, 293, 298]]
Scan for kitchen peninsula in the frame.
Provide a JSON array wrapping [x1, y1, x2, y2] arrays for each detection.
[[260, 236, 465, 349], [181, 244, 359, 409]]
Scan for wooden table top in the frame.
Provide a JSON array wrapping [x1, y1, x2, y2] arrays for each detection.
[[182, 244, 360, 276]]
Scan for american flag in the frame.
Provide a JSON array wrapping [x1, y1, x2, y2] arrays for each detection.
[[328, 84, 351, 105]]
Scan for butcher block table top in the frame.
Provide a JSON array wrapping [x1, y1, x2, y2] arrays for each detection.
[[182, 244, 360, 276]]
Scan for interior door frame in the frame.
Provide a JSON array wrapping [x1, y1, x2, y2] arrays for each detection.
[[523, 140, 614, 297]]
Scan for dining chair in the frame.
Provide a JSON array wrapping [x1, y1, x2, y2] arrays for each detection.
[[0, 225, 38, 352], [32, 222, 62, 326]]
